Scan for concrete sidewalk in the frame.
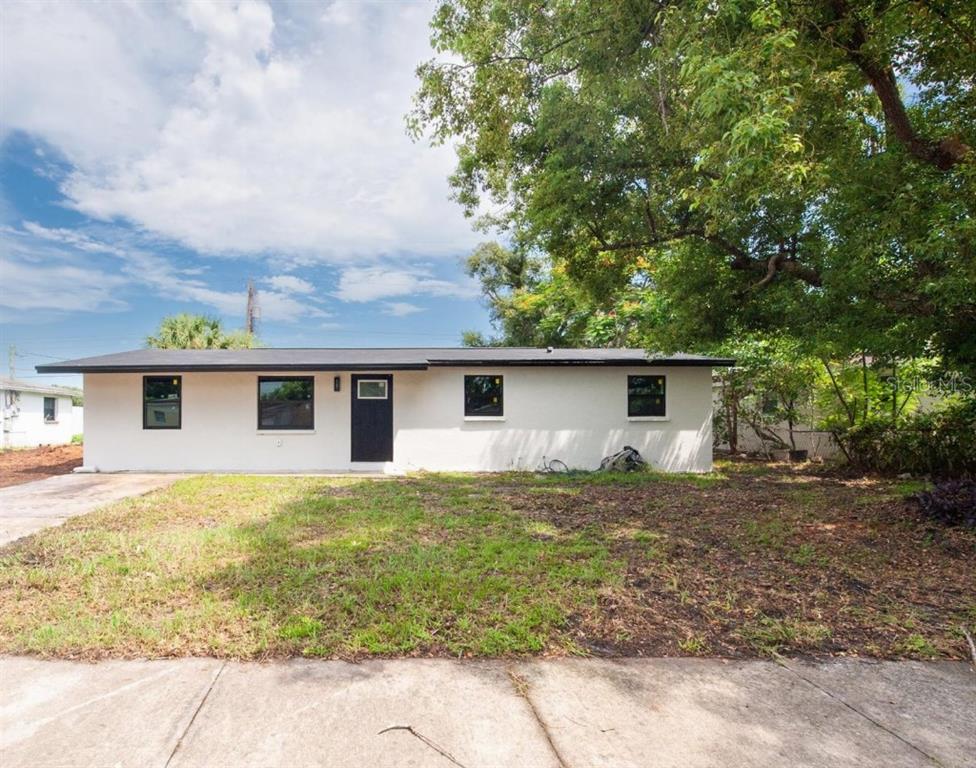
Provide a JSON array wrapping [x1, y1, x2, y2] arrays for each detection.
[[1, 657, 972, 768], [0, 474, 182, 546]]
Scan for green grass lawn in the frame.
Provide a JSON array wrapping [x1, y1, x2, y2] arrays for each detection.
[[0, 463, 972, 660]]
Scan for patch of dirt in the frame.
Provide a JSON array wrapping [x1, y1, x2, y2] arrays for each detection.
[[0, 444, 83, 488], [492, 467, 976, 660]]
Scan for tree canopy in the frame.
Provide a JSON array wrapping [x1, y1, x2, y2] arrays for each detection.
[[414, 0, 975, 370], [146, 314, 258, 350]]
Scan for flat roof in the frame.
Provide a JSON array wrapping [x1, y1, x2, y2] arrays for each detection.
[[35, 347, 735, 374]]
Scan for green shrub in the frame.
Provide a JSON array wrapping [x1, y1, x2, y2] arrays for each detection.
[[836, 397, 976, 478], [70, 434, 83, 445]]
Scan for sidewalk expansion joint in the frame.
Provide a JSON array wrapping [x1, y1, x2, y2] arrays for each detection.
[[164, 661, 226, 768], [776, 657, 944, 767]]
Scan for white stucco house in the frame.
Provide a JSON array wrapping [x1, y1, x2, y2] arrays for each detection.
[[1, 377, 83, 448], [36, 348, 733, 473]]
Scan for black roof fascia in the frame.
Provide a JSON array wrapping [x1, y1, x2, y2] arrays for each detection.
[[38, 358, 735, 373], [425, 358, 734, 367], [35, 363, 432, 374]]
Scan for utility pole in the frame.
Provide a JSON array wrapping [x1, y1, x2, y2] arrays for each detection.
[[245, 280, 260, 336], [7, 344, 14, 380]]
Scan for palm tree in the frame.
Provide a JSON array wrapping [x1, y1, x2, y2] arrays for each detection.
[[145, 314, 258, 349]]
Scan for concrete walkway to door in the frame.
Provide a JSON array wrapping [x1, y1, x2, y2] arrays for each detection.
[[1, 656, 972, 768], [0, 473, 183, 546]]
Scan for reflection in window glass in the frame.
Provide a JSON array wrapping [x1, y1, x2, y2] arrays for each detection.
[[357, 380, 388, 399], [464, 375, 503, 417], [628, 375, 666, 417], [144, 377, 181, 429], [259, 377, 314, 429], [43, 397, 56, 422]]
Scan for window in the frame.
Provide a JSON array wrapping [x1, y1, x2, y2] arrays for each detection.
[[628, 375, 666, 418], [356, 379, 388, 399], [43, 397, 56, 422], [464, 375, 503, 417], [258, 377, 314, 430], [144, 376, 181, 429]]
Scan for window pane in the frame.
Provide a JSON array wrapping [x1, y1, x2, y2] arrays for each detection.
[[43, 397, 56, 421], [464, 375, 503, 416], [145, 402, 180, 427], [259, 378, 314, 429], [144, 376, 181, 429], [357, 380, 387, 399], [145, 378, 180, 401], [628, 375, 666, 417]]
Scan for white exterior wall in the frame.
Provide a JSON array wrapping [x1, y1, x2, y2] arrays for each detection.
[[82, 366, 714, 473], [0, 390, 76, 448], [70, 405, 85, 437]]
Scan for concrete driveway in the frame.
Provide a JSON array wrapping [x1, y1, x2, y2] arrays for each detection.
[[0, 656, 972, 768], [0, 473, 183, 546]]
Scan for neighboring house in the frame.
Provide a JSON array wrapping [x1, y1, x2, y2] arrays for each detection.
[[36, 348, 733, 473], [0, 377, 83, 448]]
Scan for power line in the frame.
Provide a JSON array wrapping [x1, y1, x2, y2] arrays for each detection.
[[15, 350, 66, 359], [4, 374, 82, 380]]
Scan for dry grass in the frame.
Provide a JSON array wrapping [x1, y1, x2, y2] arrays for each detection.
[[0, 462, 972, 660]]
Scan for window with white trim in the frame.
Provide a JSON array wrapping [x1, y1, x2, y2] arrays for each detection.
[[356, 379, 388, 399]]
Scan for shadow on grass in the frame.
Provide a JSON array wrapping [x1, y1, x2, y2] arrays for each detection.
[[201, 475, 623, 658], [198, 465, 975, 660], [5, 465, 969, 661]]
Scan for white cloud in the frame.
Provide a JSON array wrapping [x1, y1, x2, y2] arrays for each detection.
[[0, 259, 128, 315], [2, 1, 478, 260], [383, 302, 424, 317], [0, 2, 199, 166], [264, 274, 315, 294], [335, 266, 477, 303], [7, 222, 325, 323]]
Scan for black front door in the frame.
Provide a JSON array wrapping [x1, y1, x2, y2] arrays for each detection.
[[351, 374, 393, 461]]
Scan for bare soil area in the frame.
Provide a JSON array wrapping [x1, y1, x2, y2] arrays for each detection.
[[0, 444, 83, 488]]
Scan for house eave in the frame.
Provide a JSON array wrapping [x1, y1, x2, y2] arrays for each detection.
[[35, 363, 433, 374], [426, 358, 735, 368], [34, 347, 735, 375], [38, 358, 735, 374]]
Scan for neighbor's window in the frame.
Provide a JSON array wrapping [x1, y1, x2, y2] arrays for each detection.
[[628, 375, 666, 418], [43, 397, 56, 422], [464, 375, 503, 417], [258, 377, 314, 430], [144, 376, 181, 429]]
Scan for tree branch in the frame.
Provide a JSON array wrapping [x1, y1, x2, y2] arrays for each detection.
[[754, 252, 785, 289], [589, 226, 822, 287], [827, 0, 970, 170]]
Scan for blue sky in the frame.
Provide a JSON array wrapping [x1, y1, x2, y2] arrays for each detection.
[[0, 1, 494, 387]]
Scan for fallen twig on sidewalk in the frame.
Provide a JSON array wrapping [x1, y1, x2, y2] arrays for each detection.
[[961, 626, 976, 671], [378, 725, 468, 768]]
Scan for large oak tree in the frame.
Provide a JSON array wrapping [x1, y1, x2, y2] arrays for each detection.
[[413, 0, 975, 369]]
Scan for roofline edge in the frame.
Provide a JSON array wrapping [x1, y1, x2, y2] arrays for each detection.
[[37, 358, 735, 374]]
